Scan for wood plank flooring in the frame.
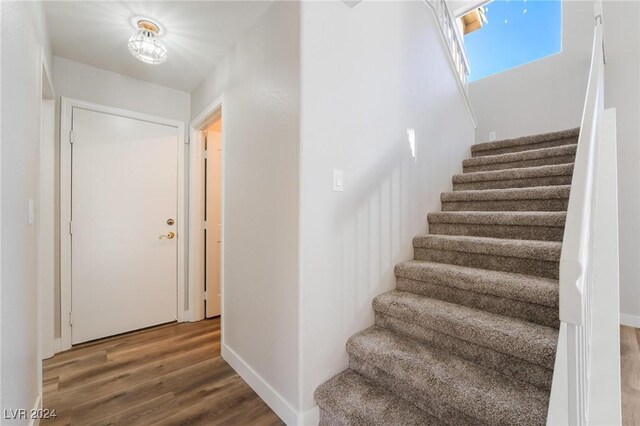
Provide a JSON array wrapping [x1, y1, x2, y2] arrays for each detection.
[[41, 320, 640, 425], [42, 319, 284, 426], [622, 325, 640, 426]]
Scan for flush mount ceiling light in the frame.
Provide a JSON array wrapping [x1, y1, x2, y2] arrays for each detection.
[[128, 18, 167, 65]]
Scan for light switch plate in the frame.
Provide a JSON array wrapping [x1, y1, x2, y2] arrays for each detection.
[[333, 169, 344, 192], [489, 131, 497, 141]]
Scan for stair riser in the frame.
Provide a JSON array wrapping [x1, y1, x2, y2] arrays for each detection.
[[375, 313, 553, 390], [414, 248, 559, 279], [349, 356, 480, 426], [453, 175, 572, 191], [428, 222, 564, 242], [471, 137, 578, 157], [396, 277, 559, 328], [442, 198, 568, 212], [464, 155, 575, 173], [319, 409, 345, 426]]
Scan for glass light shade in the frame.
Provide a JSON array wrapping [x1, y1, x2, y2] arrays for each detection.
[[128, 28, 167, 64]]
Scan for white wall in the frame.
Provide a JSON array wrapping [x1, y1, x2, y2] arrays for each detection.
[[467, 0, 640, 325], [1, 0, 53, 420], [190, 2, 301, 423], [52, 56, 191, 338], [468, 1, 594, 141], [53, 56, 190, 124], [604, 1, 640, 327], [298, 0, 476, 420]]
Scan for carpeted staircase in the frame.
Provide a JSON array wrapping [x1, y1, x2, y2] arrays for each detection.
[[314, 128, 579, 426]]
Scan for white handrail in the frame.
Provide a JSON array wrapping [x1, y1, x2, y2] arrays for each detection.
[[553, 1, 621, 424], [424, 0, 478, 129], [558, 2, 603, 423], [559, 1, 604, 328]]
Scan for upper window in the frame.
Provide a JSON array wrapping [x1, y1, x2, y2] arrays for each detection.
[[462, 0, 562, 82]]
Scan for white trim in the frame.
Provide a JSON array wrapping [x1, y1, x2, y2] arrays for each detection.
[[222, 344, 295, 425], [452, 0, 491, 18], [188, 95, 224, 327], [300, 406, 320, 426], [188, 129, 206, 322], [59, 97, 186, 350], [28, 393, 42, 426], [39, 49, 56, 361], [191, 96, 223, 130], [621, 313, 640, 328], [60, 100, 72, 350], [53, 338, 61, 354]]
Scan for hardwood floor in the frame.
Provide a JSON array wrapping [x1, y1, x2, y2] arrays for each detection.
[[41, 320, 640, 425], [622, 325, 640, 426], [42, 319, 284, 426]]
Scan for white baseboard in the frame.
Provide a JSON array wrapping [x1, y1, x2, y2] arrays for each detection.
[[43, 338, 61, 359], [300, 405, 320, 425], [28, 393, 42, 426], [222, 344, 300, 425], [621, 313, 640, 328]]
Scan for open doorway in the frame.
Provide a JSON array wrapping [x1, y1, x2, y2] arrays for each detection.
[[189, 99, 224, 324]]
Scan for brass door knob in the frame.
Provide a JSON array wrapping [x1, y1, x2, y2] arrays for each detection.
[[159, 232, 175, 240]]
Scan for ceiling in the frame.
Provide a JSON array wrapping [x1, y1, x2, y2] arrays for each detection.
[[44, 1, 272, 92]]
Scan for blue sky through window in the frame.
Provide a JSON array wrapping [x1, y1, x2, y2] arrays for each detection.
[[464, 0, 562, 81]]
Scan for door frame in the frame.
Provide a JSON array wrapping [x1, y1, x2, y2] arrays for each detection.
[[60, 97, 186, 351], [188, 96, 225, 326]]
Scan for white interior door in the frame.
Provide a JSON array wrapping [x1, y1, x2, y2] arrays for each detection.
[[205, 127, 222, 318], [71, 107, 179, 344]]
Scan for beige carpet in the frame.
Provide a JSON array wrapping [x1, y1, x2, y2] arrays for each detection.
[[314, 128, 579, 426]]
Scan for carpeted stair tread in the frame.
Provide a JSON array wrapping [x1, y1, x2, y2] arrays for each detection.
[[413, 235, 561, 278], [413, 234, 561, 262], [463, 144, 576, 173], [427, 211, 566, 241], [441, 186, 570, 212], [375, 313, 555, 390], [373, 290, 558, 368], [442, 185, 570, 202], [394, 261, 559, 327], [471, 128, 579, 157], [395, 260, 558, 308], [314, 370, 444, 426], [428, 211, 566, 227], [464, 145, 577, 168], [347, 327, 550, 426], [452, 164, 573, 190]]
